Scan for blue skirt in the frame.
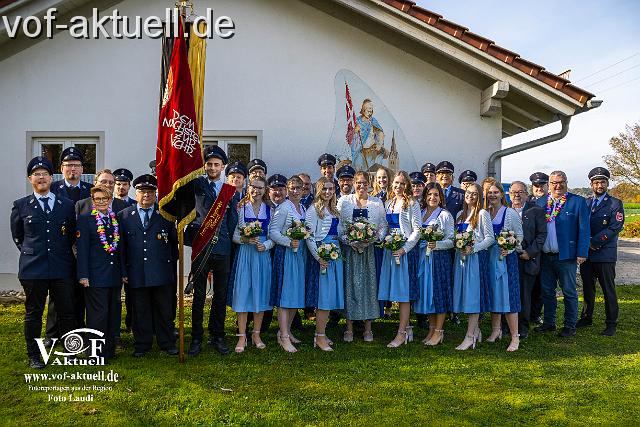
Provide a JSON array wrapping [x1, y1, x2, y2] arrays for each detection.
[[414, 243, 453, 314], [269, 245, 286, 307], [275, 243, 307, 308], [378, 246, 419, 302], [305, 236, 344, 310], [452, 249, 491, 314], [231, 237, 272, 313], [488, 246, 521, 313]]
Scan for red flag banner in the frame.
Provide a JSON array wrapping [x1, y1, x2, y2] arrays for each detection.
[[156, 17, 203, 230], [191, 183, 236, 262], [345, 82, 357, 146]]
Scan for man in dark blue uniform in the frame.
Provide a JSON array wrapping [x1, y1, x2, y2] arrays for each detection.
[[226, 161, 248, 197], [436, 161, 464, 220], [247, 159, 267, 181], [421, 162, 437, 184], [529, 172, 549, 202], [578, 167, 624, 336], [51, 147, 93, 203], [119, 174, 179, 356], [458, 170, 478, 192], [337, 165, 356, 196], [299, 172, 314, 209], [318, 153, 340, 198], [113, 168, 137, 207], [527, 171, 550, 325], [75, 169, 128, 215], [187, 145, 238, 356], [10, 157, 77, 368]]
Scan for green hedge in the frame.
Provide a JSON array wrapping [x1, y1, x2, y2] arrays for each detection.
[[621, 220, 640, 238]]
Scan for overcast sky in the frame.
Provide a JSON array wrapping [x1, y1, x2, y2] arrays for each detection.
[[414, 0, 640, 187]]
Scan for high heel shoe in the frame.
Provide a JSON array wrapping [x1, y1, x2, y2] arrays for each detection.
[[387, 331, 408, 348], [475, 327, 483, 343], [455, 334, 477, 351], [487, 327, 503, 343], [507, 334, 520, 352], [251, 330, 266, 349], [289, 333, 301, 344], [363, 331, 374, 342], [343, 330, 353, 343], [425, 329, 444, 346], [422, 326, 436, 344], [313, 333, 333, 351], [277, 332, 297, 353], [406, 325, 414, 343], [235, 334, 248, 353]]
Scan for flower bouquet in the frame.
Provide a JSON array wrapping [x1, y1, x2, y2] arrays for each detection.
[[240, 220, 263, 239], [379, 229, 407, 265], [285, 219, 312, 253], [496, 229, 518, 261], [317, 243, 340, 274], [419, 223, 445, 257], [345, 218, 378, 253], [454, 230, 474, 262]]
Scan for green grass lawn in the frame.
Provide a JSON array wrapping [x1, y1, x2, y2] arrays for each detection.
[[1, 287, 640, 426]]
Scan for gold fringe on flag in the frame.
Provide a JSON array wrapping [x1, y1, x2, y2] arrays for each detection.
[[188, 20, 207, 143]]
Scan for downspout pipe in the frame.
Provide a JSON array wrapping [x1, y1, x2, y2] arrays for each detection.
[[487, 115, 571, 178]]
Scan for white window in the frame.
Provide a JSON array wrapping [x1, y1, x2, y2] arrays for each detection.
[[28, 132, 104, 185], [201, 130, 262, 167]]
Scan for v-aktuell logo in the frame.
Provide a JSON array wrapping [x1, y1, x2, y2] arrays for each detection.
[[35, 328, 106, 366]]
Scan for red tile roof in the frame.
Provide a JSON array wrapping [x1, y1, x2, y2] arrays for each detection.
[[382, 0, 595, 104]]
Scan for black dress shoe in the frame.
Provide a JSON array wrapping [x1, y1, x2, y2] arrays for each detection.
[[164, 347, 179, 356], [531, 316, 543, 326], [601, 326, 616, 336], [29, 357, 45, 369], [576, 317, 593, 328], [189, 339, 202, 356], [132, 351, 147, 358], [209, 337, 230, 355], [558, 327, 576, 337], [534, 324, 556, 333]]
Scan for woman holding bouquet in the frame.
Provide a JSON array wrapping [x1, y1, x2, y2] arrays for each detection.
[[371, 166, 393, 318], [452, 183, 495, 350], [379, 171, 421, 348], [230, 177, 274, 353], [485, 184, 523, 352], [304, 177, 344, 351], [415, 183, 455, 346], [269, 175, 309, 353], [339, 171, 386, 342]]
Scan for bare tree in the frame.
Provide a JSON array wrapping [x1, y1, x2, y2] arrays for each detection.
[[604, 122, 640, 186]]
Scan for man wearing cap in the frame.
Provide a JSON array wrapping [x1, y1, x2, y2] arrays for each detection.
[[458, 170, 478, 192], [10, 157, 77, 368], [75, 169, 128, 215], [436, 161, 464, 220], [226, 161, 247, 197], [529, 172, 549, 202], [247, 159, 267, 182], [51, 147, 93, 204], [577, 167, 624, 336], [299, 173, 314, 209], [535, 170, 590, 337], [421, 163, 437, 184], [318, 153, 340, 198], [409, 172, 426, 199], [268, 174, 288, 208], [118, 175, 179, 357], [508, 181, 547, 339], [113, 168, 136, 207], [337, 165, 356, 198], [187, 145, 238, 356]]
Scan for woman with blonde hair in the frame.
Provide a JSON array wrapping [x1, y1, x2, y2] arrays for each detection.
[[371, 165, 394, 318], [379, 171, 421, 347], [305, 177, 344, 351]]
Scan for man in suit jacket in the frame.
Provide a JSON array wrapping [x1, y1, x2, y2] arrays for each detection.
[[51, 146, 93, 203], [75, 169, 128, 215], [10, 157, 77, 368], [436, 161, 465, 220], [535, 171, 590, 337], [187, 145, 238, 356], [578, 167, 624, 336], [113, 168, 137, 207], [509, 181, 547, 339], [119, 174, 179, 357]]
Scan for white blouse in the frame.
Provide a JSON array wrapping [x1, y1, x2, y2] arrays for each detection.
[[338, 194, 387, 244], [305, 206, 340, 262], [233, 202, 274, 250], [384, 197, 421, 253], [456, 209, 495, 253], [490, 206, 524, 253], [268, 199, 306, 247], [420, 207, 455, 251]]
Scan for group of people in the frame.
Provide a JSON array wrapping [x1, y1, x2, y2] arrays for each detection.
[[11, 144, 625, 368]]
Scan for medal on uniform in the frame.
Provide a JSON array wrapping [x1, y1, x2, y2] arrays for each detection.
[[157, 233, 162, 240], [603, 220, 607, 225], [61, 225, 66, 235]]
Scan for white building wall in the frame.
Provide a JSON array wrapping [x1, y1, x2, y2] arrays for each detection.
[[0, 0, 501, 274]]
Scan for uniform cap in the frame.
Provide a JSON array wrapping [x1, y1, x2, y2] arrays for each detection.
[[421, 162, 436, 174], [27, 156, 53, 175], [113, 168, 133, 182], [247, 158, 267, 174], [225, 161, 248, 178], [588, 167, 610, 181], [60, 147, 84, 163], [409, 172, 426, 184], [132, 174, 157, 190], [267, 174, 287, 188], [436, 161, 455, 174], [337, 165, 356, 179], [458, 170, 478, 184], [317, 153, 337, 167], [529, 172, 549, 185], [203, 145, 228, 164]]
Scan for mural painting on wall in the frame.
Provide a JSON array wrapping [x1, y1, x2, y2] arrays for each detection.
[[327, 69, 418, 175]]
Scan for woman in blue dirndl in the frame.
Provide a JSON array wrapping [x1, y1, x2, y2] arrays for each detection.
[[371, 165, 393, 318], [414, 183, 454, 346], [485, 183, 523, 352], [305, 177, 343, 351], [230, 177, 273, 353], [268, 176, 308, 353], [452, 183, 495, 350], [379, 171, 421, 348]]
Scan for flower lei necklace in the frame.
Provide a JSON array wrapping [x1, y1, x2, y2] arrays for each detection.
[[545, 193, 567, 223], [92, 206, 120, 253]]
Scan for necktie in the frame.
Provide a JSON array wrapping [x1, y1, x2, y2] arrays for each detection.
[[142, 208, 151, 229], [592, 198, 599, 211], [40, 197, 51, 214], [210, 181, 217, 200]]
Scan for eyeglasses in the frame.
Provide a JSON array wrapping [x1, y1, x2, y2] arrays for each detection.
[[92, 197, 110, 202], [62, 163, 82, 169], [549, 180, 566, 186], [510, 190, 526, 195], [31, 172, 50, 178], [97, 180, 115, 185]]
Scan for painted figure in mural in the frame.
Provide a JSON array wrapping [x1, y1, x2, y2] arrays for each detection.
[[351, 99, 386, 171]]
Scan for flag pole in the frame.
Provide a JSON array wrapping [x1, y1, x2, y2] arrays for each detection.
[[178, 229, 185, 363]]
